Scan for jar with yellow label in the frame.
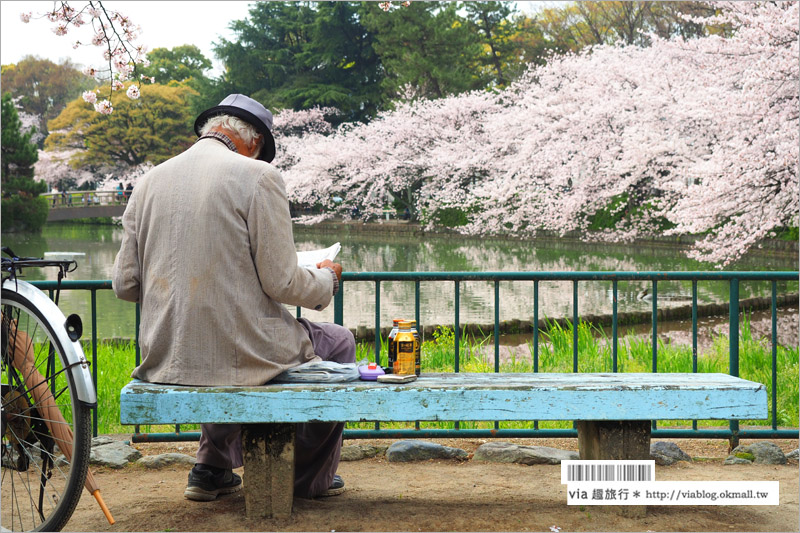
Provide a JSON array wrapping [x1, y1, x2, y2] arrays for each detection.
[[393, 320, 417, 376]]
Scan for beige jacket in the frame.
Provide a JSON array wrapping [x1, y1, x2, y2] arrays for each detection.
[[112, 139, 333, 386]]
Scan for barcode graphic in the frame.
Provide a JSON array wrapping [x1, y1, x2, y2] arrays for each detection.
[[561, 461, 655, 484]]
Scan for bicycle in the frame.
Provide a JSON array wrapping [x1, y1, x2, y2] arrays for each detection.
[[1, 247, 100, 531]]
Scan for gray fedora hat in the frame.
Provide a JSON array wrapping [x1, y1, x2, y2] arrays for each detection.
[[194, 94, 276, 163]]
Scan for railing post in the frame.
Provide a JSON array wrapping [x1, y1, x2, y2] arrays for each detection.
[[692, 279, 698, 431], [135, 303, 141, 366], [454, 280, 460, 430], [652, 279, 658, 433], [454, 280, 460, 374], [494, 280, 500, 373], [729, 278, 739, 377], [729, 277, 740, 449], [533, 280, 539, 374], [533, 279, 539, 430], [771, 281, 778, 430], [374, 280, 381, 364], [572, 280, 578, 373], [334, 282, 344, 326], [414, 280, 421, 342], [651, 279, 658, 373], [91, 290, 98, 437], [612, 279, 618, 372], [135, 302, 141, 437]]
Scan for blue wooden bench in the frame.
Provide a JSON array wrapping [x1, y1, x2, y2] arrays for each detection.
[[121, 372, 766, 519]]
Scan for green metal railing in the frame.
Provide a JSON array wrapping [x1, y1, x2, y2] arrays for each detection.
[[30, 271, 799, 444]]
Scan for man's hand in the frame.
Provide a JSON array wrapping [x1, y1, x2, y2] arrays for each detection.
[[317, 259, 342, 281]]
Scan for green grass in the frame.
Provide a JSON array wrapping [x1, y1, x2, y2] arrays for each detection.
[[85, 318, 798, 435]]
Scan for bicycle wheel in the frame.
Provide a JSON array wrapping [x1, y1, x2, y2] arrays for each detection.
[[1, 288, 91, 532]]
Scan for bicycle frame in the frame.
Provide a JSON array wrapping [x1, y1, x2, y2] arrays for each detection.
[[2, 278, 96, 406]]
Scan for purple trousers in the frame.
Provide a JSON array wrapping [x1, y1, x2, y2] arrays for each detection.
[[197, 318, 356, 498]]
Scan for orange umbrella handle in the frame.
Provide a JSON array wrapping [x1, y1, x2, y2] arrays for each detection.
[[92, 490, 115, 525]]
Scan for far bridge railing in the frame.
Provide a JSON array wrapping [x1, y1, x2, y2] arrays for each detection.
[[42, 190, 129, 221], [43, 189, 130, 208]]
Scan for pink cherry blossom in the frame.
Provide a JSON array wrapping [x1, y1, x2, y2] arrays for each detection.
[[52, 23, 68, 36], [94, 99, 113, 115], [20, 12, 31, 23], [82, 91, 97, 104], [126, 84, 140, 100], [111, 79, 124, 91]]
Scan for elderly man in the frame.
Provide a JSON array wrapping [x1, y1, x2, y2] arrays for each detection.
[[112, 94, 354, 501]]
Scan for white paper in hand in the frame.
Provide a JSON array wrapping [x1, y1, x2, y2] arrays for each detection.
[[296, 242, 341, 269]]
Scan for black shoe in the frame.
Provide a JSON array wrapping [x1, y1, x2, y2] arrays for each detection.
[[319, 474, 345, 497], [184, 464, 243, 501]]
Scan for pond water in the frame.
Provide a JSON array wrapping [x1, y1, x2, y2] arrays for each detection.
[[3, 222, 796, 341]]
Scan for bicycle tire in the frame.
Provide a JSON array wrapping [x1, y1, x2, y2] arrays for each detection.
[[1, 288, 91, 532]]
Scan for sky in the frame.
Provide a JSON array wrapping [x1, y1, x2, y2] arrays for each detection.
[[1, 1, 549, 77], [1, 1, 254, 77]]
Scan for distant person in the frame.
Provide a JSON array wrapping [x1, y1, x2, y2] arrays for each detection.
[[125, 182, 133, 200], [112, 94, 353, 502]]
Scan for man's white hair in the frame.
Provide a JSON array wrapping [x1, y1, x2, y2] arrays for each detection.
[[199, 114, 264, 158]]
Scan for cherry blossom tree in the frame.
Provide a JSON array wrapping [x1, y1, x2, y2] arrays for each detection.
[[19, 1, 151, 114], [658, 2, 799, 264], [280, 1, 797, 266]]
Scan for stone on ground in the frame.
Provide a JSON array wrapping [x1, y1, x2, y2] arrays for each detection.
[[725, 442, 787, 465], [340, 444, 389, 461], [473, 442, 578, 465], [91, 436, 115, 447], [386, 440, 468, 462], [90, 441, 142, 468], [137, 453, 196, 469], [650, 441, 692, 465]]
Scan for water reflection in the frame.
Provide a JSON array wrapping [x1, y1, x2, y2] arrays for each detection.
[[2, 223, 796, 339]]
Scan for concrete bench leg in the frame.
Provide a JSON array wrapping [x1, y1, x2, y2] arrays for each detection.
[[242, 423, 295, 520], [577, 420, 650, 518]]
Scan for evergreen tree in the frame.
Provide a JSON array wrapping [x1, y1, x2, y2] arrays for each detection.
[[138, 45, 213, 85], [1, 92, 47, 232], [463, 2, 518, 88], [361, 1, 484, 100], [214, 1, 382, 122]]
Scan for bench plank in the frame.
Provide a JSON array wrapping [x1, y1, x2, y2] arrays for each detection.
[[121, 373, 767, 425]]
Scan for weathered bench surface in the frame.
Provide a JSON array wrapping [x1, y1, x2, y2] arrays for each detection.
[[121, 372, 766, 425]]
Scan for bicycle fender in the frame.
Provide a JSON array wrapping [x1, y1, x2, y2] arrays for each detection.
[[3, 278, 98, 406]]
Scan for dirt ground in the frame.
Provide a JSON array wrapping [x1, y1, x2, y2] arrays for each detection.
[[65, 436, 799, 533]]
